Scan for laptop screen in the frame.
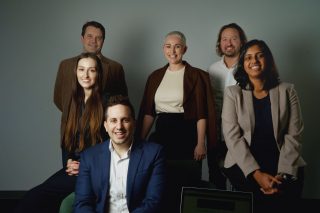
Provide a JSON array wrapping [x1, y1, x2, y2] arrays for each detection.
[[180, 187, 252, 213]]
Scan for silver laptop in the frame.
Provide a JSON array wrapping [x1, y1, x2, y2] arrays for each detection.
[[180, 187, 252, 213]]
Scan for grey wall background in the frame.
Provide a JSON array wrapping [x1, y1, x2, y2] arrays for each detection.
[[1, 0, 319, 198]]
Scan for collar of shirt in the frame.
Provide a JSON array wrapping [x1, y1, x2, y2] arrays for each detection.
[[221, 56, 237, 70], [108, 140, 133, 159]]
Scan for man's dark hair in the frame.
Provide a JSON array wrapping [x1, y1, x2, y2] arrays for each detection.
[[81, 21, 105, 41], [105, 95, 135, 119]]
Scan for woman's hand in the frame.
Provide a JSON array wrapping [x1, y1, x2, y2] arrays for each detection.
[[194, 143, 206, 161], [65, 159, 80, 176], [194, 119, 206, 161], [253, 170, 282, 195]]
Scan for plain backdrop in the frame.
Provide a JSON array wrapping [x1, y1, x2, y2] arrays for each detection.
[[1, 0, 319, 199]]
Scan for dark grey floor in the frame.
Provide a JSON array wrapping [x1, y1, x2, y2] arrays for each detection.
[[0, 190, 318, 213], [0, 191, 26, 213]]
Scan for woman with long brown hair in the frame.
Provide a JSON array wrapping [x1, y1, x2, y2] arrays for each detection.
[[15, 52, 107, 213]]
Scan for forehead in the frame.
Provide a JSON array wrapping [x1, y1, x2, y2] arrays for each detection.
[[107, 104, 132, 118], [221, 28, 240, 38], [84, 26, 103, 36], [164, 35, 184, 45], [246, 44, 262, 54], [78, 57, 97, 67]]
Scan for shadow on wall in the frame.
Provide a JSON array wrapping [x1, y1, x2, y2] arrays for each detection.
[[284, 35, 320, 199], [115, 24, 165, 111]]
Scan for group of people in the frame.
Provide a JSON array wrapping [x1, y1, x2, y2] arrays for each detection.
[[14, 21, 306, 213]]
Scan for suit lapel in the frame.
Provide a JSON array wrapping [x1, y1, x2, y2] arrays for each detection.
[[100, 141, 111, 210], [269, 86, 279, 142], [126, 143, 143, 207]]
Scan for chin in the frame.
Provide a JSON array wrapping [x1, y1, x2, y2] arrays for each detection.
[[113, 139, 127, 145]]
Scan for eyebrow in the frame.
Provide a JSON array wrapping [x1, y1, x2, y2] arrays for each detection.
[[245, 51, 263, 55], [77, 65, 96, 69]]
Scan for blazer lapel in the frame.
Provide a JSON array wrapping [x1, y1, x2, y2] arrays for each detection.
[[126, 143, 143, 207], [100, 141, 111, 210], [269, 86, 279, 143], [183, 62, 197, 104]]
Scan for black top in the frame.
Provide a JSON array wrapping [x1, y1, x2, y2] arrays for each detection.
[[250, 94, 279, 175]]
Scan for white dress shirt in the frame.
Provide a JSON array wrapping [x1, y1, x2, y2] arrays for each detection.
[[208, 57, 237, 140], [108, 141, 131, 213]]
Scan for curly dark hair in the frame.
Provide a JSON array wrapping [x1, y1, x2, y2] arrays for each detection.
[[234, 39, 280, 90]]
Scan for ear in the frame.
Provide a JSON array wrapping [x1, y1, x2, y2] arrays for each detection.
[[103, 121, 108, 133], [183, 45, 188, 54]]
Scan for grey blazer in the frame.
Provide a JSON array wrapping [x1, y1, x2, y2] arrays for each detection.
[[222, 82, 306, 177]]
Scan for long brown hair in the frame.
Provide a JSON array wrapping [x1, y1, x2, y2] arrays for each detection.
[[63, 52, 104, 152]]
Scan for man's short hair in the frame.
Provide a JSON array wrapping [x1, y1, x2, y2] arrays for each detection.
[[81, 21, 106, 41], [105, 95, 135, 120]]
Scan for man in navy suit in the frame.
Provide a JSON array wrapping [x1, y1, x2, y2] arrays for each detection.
[[74, 95, 166, 213]]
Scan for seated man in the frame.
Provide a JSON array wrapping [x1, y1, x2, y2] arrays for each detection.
[[74, 95, 166, 213]]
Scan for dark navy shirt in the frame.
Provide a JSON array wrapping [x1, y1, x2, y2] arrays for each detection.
[[250, 94, 279, 175]]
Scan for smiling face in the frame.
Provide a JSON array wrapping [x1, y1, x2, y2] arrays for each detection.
[[81, 26, 104, 54], [104, 104, 135, 148], [163, 34, 187, 65], [243, 44, 266, 80], [220, 28, 242, 58], [76, 57, 98, 91]]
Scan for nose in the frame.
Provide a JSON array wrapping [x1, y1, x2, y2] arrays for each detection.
[[116, 121, 123, 130], [83, 70, 89, 77], [170, 46, 176, 54], [253, 55, 260, 62]]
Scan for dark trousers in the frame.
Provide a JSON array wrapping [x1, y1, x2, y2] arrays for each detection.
[[153, 113, 197, 160], [207, 141, 227, 189], [165, 160, 202, 213], [152, 113, 201, 213], [223, 164, 304, 212], [14, 169, 76, 213]]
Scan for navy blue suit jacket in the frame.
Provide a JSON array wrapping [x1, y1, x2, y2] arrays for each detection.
[[74, 139, 166, 213]]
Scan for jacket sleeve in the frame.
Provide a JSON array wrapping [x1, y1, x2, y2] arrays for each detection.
[[199, 71, 217, 150], [74, 152, 97, 213], [53, 61, 64, 111], [278, 85, 304, 176], [135, 74, 157, 139]]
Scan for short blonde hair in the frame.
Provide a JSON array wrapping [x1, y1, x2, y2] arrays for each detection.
[[165, 31, 186, 46]]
